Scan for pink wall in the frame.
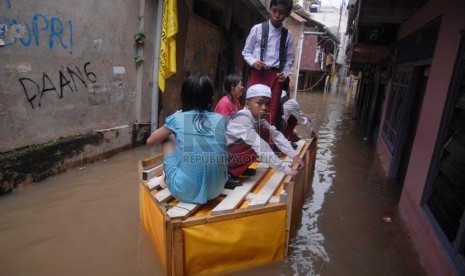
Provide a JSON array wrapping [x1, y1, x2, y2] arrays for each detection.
[[376, 0, 465, 274]]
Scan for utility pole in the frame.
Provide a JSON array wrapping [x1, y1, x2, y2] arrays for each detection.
[[337, 1, 344, 39]]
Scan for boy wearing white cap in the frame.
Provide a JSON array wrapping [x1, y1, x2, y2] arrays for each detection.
[[279, 77, 313, 143], [225, 84, 304, 187]]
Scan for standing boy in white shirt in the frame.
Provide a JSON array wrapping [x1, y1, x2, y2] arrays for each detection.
[[242, 0, 295, 126]]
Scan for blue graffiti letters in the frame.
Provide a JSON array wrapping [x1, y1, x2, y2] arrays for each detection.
[[1, 11, 73, 54], [32, 14, 48, 47], [50, 17, 67, 49]]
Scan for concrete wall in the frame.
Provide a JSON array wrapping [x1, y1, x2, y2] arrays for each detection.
[[376, 0, 465, 274], [1, 0, 143, 151], [0, 0, 254, 193], [0, 0, 154, 193], [0, 0, 271, 194], [159, 0, 265, 123]]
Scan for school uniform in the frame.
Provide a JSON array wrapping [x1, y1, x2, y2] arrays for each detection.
[[242, 20, 295, 125], [226, 108, 297, 177], [163, 110, 228, 204], [280, 91, 313, 140]]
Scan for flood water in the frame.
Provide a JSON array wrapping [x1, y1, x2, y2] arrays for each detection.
[[0, 80, 426, 276]]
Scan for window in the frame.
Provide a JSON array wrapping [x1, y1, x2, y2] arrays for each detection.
[[381, 18, 441, 158], [381, 68, 411, 153], [396, 17, 441, 65], [424, 31, 465, 274]]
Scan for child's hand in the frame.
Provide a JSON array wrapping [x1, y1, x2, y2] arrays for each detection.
[[253, 60, 266, 70], [287, 168, 298, 176], [292, 156, 304, 169], [276, 72, 285, 82]]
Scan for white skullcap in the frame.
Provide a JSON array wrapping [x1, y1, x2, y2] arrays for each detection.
[[246, 84, 271, 99]]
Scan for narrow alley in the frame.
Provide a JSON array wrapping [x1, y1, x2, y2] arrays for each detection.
[[0, 81, 427, 276]]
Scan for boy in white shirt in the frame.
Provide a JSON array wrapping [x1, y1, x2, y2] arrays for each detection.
[[279, 77, 313, 143], [242, 0, 295, 126], [226, 84, 304, 187]]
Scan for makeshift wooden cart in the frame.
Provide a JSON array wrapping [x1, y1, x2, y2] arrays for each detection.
[[139, 137, 317, 275]]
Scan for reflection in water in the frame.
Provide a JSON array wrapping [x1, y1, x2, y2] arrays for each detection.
[[286, 87, 347, 275]]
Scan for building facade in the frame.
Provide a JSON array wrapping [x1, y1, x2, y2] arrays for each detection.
[[346, 0, 465, 274], [0, 0, 270, 194]]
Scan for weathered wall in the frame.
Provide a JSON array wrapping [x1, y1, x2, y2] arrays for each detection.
[[0, 0, 270, 193], [0, 0, 142, 152], [300, 30, 319, 70], [159, 0, 265, 123], [375, 0, 465, 275], [0, 0, 152, 193], [399, 1, 465, 275]]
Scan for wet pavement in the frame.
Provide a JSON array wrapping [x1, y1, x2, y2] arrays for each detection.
[[0, 80, 427, 276]]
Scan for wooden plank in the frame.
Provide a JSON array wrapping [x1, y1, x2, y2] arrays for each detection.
[[283, 139, 311, 185], [141, 153, 163, 168], [279, 189, 288, 203], [146, 171, 165, 190], [167, 202, 200, 220], [181, 204, 287, 228], [172, 221, 184, 276], [303, 142, 313, 195], [143, 164, 163, 180], [284, 180, 295, 257], [211, 167, 268, 216], [164, 217, 173, 276], [247, 170, 286, 209], [269, 196, 280, 203], [220, 188, 235, 196], [154, 188, 173, 203], [247, 139, 308, 209]]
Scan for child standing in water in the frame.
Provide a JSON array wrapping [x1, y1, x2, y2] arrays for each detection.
[[147, 74, 228, 204]]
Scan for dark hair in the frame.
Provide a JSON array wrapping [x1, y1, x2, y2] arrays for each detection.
[[181, 74, 214, 132], [270, 0, 293, 11], [223, 74, 241, 96]]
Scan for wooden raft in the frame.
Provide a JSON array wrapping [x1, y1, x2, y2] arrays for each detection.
[[139, 137, 317, 276]]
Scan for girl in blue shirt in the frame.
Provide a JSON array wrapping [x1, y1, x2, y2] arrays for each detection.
[[146, 74, 228, 204]]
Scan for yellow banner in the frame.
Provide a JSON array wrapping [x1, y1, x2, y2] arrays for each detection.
[[158, 0, 178, 92]]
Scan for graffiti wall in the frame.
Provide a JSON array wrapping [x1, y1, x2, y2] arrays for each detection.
[[0, 0, 140, 152]]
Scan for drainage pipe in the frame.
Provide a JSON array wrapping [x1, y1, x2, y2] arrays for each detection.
[[151, 0, 164, 132]]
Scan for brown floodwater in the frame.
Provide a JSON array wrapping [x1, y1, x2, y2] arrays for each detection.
[[0, 80, 426, 276]]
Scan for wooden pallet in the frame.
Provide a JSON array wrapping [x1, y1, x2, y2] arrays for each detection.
[[139, 137, 317, 276]]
